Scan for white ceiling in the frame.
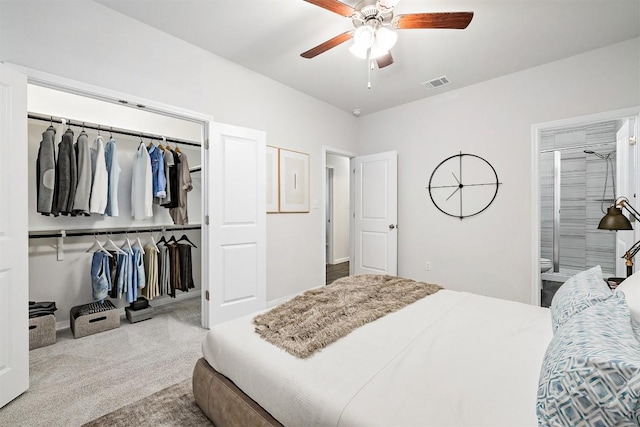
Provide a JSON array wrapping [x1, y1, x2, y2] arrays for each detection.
[[95, 0, 640, 115]]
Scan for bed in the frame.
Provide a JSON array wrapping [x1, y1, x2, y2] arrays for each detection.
[[193, 269, 640, 426]]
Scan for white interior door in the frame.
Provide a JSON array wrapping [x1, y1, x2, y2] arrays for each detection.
[[326, 167, 334, 264], [0, 64, 29, 407], [207, 123, 266, 326], [353, 151, 398, 275], [616, 119, 634, 276]]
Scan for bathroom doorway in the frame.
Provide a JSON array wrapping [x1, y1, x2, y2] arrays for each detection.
[[534, 109, 639, 306]]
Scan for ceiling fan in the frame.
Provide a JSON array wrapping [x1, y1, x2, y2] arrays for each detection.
[[300, 0, 474, 70]]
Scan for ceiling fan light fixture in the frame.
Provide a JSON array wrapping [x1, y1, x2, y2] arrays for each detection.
[[353, 25, 375, 49], [349, 43, 368, 59], [375, 27, 398, 51], [379, 0, 400, 9], [370, 40, 389, 59], [349, 39, 389, 60]]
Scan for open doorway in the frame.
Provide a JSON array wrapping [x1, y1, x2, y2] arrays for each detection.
[[26, 82, 208, 328], [323, 148, 355, 284], [532, 107, 640, 306]]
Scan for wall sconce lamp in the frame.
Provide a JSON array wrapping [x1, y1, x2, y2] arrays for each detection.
[[598, 196, 640, 276]]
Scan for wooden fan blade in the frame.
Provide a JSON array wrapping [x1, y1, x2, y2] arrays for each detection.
[[300, 31, 353, 58], [376, 52, 394, 68], [395, 12, 474, 30], [303, 0, 355, 17]]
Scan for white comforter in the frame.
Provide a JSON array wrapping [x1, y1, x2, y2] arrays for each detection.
[[202, 289, 553, 427]]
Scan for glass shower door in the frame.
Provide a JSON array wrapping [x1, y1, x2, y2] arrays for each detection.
[[540, 151, 560, 273]]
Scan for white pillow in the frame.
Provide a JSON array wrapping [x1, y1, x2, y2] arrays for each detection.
[[616, 271, 640, 325]]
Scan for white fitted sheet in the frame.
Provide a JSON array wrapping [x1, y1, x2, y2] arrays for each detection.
[[202, 289, 553, 427]]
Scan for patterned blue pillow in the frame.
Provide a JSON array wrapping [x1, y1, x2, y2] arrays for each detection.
[[550, 266, 611, 333], [537, 295, 640, 426]]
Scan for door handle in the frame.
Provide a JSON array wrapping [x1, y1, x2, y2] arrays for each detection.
[[389, 224, 396, 230]]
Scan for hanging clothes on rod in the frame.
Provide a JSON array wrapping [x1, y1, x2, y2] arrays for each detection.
[[104, 135, 121, 217], [142, 236, 160, 300], [36, 123, 57, 216], [148, 142, 167, 203], [131, 141, 153, 220], [55, 126, 78, 216], [73, 128, 91, 216], [168, 150, 193, 226], [89, 134, 109, 214]]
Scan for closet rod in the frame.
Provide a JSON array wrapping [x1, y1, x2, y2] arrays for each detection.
[[29, 224, 201, 239], [28, 113, 202, 148]]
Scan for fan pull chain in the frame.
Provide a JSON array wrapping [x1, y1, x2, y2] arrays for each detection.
[[367, 47, 372, 89]]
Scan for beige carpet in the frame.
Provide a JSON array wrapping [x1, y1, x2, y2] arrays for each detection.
[[0, 297, 208, 427], [83, 379, 212, 427]]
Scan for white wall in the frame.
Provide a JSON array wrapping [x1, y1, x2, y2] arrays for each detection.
[[0, 0, 359, 303], [326, 153, 350, 263], [3, 1, 638, 309], [357, 38, 640, 304]]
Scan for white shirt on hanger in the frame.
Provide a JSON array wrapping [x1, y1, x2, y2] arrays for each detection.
[[131, 142, 153, 220], [89, 135, 109, 214]]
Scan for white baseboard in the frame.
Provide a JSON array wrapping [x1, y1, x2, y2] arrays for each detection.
[[55, 290, 201, 331], [329, 257, 349, 264]]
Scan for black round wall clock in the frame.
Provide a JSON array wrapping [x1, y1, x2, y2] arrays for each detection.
[[427, 152, 501, 220]]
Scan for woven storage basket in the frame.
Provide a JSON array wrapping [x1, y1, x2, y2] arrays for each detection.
[[70, 301, 120, 338], [29, 314, 56, 350], [125, 305, 154, 323]]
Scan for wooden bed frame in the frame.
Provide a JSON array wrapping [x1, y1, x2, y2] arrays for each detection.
[[192, 357, 283, 427]]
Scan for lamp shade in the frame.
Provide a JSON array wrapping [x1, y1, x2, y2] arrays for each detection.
[[598, 206, 633, 230], [353, 26, 375, 49], [375, 27, 398, 51]]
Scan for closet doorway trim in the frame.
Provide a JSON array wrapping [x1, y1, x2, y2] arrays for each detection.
[[8, 63, 213, 329]]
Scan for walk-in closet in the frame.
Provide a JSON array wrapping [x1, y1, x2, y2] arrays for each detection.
[[27, 84, 205, 329]]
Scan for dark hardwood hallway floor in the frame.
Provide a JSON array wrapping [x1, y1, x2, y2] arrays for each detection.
[[326, 261, 349, 285]]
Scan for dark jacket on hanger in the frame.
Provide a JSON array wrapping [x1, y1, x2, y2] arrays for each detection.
[[53, 128, 77, 215], [36, 127, 57, 215], [161, 149, 180, 209], [73, 131, 91, 216]]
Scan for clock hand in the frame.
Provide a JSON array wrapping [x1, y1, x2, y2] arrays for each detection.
[[462, 182, 499, 188], [451, 172, 461, 185], [446, 186, 460, 201], [428, 184, 461, 189]]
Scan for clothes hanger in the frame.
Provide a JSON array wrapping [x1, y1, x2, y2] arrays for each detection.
[[47, 116, 55, 131], [133, 231, 146, 254], [167, 233, 177, 244], [120, 232, 133, 252], [86, 235, 112, 257], [103, 233, 127, 255], [176, 233, 197, 248], [80, 122, 87, 136], [149, 233, 160, 253], [157, 233, 167, 245]]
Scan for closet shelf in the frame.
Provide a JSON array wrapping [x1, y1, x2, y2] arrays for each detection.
[[29, 224, 201, 239], [28, 113, 202, 148]]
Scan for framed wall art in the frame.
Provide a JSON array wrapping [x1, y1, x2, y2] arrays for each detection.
[[279, 148, 310, 213], [266, 146, 279, 213]]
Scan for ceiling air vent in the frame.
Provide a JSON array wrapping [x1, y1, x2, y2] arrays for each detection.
[[422, 76, 451, 89]]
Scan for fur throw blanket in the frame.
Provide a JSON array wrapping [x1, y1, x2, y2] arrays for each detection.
[[254, 274, 442, 358]]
